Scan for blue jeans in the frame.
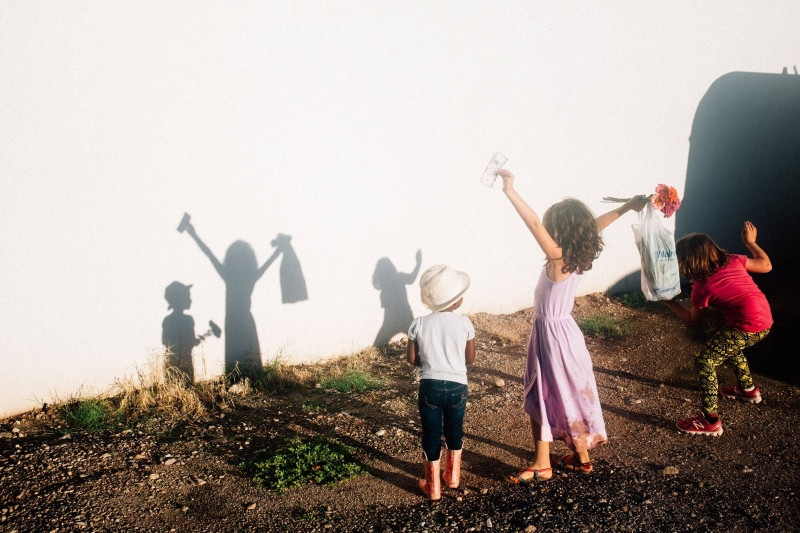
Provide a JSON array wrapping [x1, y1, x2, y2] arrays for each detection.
[[418, 379, 468, 461]]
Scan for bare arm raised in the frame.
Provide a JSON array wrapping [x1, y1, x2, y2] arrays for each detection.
[[741, 221, 772, 274], [498, 169, 561, 263]]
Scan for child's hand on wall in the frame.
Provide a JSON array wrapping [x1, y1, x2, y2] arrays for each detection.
[[741, 221, 758, 245]]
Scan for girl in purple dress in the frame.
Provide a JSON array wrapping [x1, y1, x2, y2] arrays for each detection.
[[498, 169, 646, 482]]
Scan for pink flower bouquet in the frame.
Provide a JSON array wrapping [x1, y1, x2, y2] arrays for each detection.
[[651, 184, 681, 218], [603, 184, 682, 218]]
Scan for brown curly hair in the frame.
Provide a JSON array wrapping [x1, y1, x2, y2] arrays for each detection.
[[674, 232, 728, 282], [543, 198, 603, 274]]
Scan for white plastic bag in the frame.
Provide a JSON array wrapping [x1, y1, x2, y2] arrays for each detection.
[[632, 203, 680, 301]]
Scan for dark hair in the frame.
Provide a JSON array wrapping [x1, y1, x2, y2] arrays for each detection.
[[542, 198, 602, 274], [674, 233, 728, 282]]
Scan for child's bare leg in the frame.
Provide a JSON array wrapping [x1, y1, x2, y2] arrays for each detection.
[[575, 448, 591, 465], [530, 417, 551, 469], [509, 416, 553, 482]]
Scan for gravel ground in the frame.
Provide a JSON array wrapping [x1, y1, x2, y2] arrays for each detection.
[[2, 293, 799, 532]]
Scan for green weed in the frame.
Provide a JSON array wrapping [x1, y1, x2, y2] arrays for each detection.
[[248, 437, 366, 492], [320, 370, 385, 393], [58, 398, 119, 433], [613, 290, 661, 309], [577, 314, 630, 338], [301, 400, 325, 414]]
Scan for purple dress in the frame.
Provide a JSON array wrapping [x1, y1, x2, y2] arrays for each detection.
[[523, 268, 608, 451]]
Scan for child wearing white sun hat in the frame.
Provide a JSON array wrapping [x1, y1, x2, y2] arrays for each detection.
[[407, 265, 476, 500]]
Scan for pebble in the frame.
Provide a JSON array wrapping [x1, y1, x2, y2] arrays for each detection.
[[375, 429, 387, 437], [494, 378, 505, 388], [662, 466, 679, 475]]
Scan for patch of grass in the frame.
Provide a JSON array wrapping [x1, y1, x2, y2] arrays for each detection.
[[301, 400, 325, 414], [577, 314, 630, 338], [612, 290, 661, 309], [247, 437, 366, 492], [58, 398, 119, 433], [320, 370, 385, 393]]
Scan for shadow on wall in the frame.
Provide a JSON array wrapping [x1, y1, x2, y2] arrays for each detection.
[[373, 249, 422, 347], [170, 213, 308, 378], [676, 71, 800, 384], [161, 281, 221, 382]]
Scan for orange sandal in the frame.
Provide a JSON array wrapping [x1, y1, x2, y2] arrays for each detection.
[[507, 466, 553, 484], [558, 454, 593, 474]]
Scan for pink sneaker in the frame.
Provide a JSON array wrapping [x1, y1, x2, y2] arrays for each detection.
[[720, 384, 762, 404], [676, 412, 723, 436]]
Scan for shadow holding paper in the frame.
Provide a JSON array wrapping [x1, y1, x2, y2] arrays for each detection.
[[175, 213, 308, 376]]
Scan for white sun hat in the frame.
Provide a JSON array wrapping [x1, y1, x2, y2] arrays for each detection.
[[419, 265, 471, 312]]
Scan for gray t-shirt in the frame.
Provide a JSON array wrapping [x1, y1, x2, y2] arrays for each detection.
[[408, 311, 475, 385]]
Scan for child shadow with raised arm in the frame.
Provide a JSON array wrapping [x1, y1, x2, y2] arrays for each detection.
[[372, 249, 422, 347]]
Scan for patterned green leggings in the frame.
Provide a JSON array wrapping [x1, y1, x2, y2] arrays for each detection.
[[695, 326, 770, 415]]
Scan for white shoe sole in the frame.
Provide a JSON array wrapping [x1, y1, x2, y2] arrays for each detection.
[[722, 393, 761, 404], [677, 425, 723, 437]]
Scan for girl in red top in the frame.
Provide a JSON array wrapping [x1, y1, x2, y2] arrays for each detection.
[[666, 221, 772, 436]]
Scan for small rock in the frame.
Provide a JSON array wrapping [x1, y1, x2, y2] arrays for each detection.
[[662, 466, 679, 475], [164, 458, 177, 466], [100, 453, 112, 460], [375, 429, 387, 437], [494, 378, 505, 388], [524, 526, 537, 533], [246, 502, 257, 510], [742, 466, 753, 474], [149, 474, 160, 481], [181, 505, 189, 513], [479, 488, 488, 495], [486, 517, 493, 528]]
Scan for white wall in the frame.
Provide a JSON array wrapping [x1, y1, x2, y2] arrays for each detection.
[[2, 1, 798, 417]]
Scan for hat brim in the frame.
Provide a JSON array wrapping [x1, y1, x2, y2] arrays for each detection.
[[421, 270, 470, 312], [426, 286, 468, 312]]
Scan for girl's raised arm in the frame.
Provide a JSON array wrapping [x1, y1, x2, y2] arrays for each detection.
[[498, 169, 561, 261], [596, 195, 648, 230]]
